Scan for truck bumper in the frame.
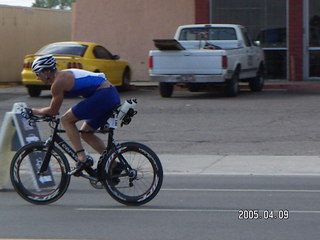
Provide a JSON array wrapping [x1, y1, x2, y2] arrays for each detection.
[[150, 74, 230, 83]]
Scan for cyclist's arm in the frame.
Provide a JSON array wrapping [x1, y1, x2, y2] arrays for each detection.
[[32, 78, 65, 116]]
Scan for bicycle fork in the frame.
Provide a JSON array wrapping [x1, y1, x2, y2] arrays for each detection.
[[38, 138, 55, 175]]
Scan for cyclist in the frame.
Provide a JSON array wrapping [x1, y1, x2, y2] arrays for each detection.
[[30, 55, 121, 175]]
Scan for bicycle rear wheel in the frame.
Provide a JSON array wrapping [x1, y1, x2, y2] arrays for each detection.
[[10, 142, 71, 204], [100, 142, 163, 206]]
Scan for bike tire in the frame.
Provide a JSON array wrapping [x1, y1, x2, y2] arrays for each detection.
[[10, 142, 71, 205], [99, 142, 163, 206]]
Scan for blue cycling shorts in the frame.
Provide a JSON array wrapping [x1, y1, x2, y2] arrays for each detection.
[[71, 86, 120, 129]]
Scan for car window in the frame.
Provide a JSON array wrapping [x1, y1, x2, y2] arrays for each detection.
[[37, 44, 87, 56], [179, 27, 237, 40], [93, 46, 113, 59]]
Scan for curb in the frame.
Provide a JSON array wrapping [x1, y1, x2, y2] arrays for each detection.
[[0, 83, 21, 88], [2, 81, 320, 91], [130, 81, 320, 91]]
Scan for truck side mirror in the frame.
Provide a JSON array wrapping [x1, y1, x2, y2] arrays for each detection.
[[253, 41, 261, 46]]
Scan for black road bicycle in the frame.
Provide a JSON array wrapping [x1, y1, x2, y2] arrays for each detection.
[[10, 100, 163, 206]]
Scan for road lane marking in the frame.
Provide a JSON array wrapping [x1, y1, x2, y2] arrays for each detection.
[[76, 208, 238, 213], [75, 208, 320, 215], [161, 188, 320, 193]]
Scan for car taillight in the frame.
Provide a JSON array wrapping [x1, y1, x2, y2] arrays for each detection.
[[148, 56, 153, 68], [222, 56, 227, 69], [67, 62, 83, 69]]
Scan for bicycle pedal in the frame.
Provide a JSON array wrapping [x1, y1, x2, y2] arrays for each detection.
[[68, 168, 84, 177]]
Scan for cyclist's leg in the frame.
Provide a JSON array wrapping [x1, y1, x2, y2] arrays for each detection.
[[61, 109, 87, 162], [80, 122, 105, 154]]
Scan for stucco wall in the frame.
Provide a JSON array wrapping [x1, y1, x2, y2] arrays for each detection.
[[0, 5, 71, 83], [72, 0, 195, 81]]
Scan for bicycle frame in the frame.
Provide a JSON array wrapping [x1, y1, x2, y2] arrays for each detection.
[[37, 116, 137, 186], [38, 117, 117, 178]]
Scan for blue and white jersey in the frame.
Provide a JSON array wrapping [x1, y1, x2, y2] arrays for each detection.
[[62, 69, 107, 98]]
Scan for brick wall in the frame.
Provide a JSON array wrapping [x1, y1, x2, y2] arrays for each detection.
[[195, 0, 210, 23], [288, 0, 304, 81]]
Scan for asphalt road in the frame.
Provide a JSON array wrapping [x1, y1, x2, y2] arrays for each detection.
[[1, 175, 320, 239]]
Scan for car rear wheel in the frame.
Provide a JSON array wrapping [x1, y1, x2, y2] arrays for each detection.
[[118, 69, 131, 91], [27, 86, 41, 97]]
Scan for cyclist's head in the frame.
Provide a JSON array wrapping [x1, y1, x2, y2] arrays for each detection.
[[32, 55, 57, 74]]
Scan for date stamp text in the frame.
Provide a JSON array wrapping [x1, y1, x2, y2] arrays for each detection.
[[238, 209, 289, 220]]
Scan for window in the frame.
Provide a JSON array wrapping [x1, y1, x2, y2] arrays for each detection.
[[93, 46, 113, 59], [179, 27, 237, 40], [240, 27, 252, 47], [308, 0, 320, 78], [37, 43, 87, 56], [309, 15, 320, 47]]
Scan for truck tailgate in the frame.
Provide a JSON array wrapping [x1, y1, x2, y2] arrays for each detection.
[[150, 50, 224, 75]]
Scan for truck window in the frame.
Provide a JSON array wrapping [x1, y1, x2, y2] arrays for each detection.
[[179, 27, 237, 41], [240, 28, 252, 47]]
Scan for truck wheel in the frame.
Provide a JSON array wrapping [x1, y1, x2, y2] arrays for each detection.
[[159, 83, 174, 98], [225, 72, 239, 97], [249, 67, 264, 92], [27, 86, 41, 97]]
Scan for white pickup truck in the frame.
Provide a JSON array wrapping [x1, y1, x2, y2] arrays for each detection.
[[148, 24, 265, 97]]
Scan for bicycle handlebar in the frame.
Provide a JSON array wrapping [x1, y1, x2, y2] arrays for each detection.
[[21, 108, 58, 124]]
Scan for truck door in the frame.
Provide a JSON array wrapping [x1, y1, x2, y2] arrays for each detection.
[[240, 27, 257, 78]]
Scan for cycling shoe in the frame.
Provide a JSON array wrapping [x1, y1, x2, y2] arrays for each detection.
[[69, 155, 94, 177]]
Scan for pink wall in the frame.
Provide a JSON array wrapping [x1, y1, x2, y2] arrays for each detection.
[[72, 0, 195, 81]]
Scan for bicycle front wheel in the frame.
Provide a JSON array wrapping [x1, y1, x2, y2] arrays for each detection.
[[100, 142, 163, 206], [10, 142, 71, 205]]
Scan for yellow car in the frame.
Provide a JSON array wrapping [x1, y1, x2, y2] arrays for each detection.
[[22, 41, 131, 97]]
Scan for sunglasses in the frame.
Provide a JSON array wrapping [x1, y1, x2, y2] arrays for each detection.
[[35, 72, 45, 77]]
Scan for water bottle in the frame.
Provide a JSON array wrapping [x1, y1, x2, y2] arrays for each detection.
[[117, 99, 137, 120]]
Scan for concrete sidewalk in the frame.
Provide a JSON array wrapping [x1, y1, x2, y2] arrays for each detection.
[[88, 154, 320, 176], [158, 154, 320, 175]]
